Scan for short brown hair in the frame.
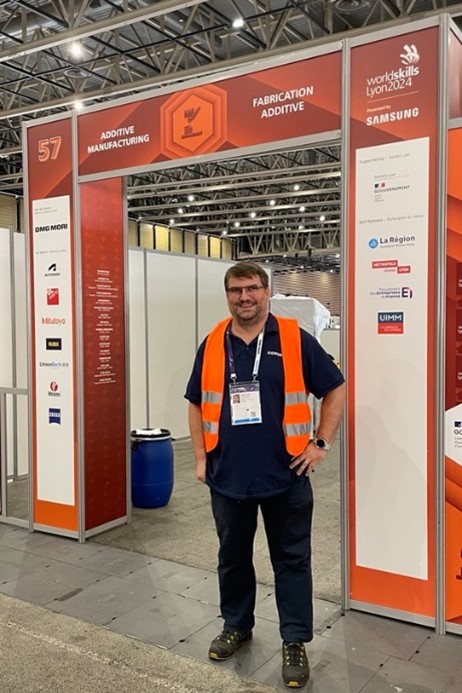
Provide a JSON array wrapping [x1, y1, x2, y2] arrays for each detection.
[[224, 261, 269, 290]]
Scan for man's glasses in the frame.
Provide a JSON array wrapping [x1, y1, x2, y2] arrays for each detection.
[[226, 284, 264, 297]]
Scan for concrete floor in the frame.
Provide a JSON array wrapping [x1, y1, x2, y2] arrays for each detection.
[[2, 441, 462, 691], [1, 525, 462, 692]]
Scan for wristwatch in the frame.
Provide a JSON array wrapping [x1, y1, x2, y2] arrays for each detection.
[[312, 437, 331, 452]]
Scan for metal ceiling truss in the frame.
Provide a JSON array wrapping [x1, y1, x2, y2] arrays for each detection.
[[1, 0, 461, 266], [127, 144, 341, 261]]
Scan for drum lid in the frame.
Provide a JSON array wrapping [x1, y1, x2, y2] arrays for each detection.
[[131, 427, 171, 440]]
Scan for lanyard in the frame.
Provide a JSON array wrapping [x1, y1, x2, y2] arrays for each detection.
[[225, 328, 265, 383]]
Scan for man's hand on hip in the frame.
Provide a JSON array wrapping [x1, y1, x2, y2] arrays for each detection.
[[289, 443, 327, 476]]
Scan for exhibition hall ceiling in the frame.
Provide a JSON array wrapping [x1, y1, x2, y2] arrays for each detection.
[[0, 0, 461, 265]]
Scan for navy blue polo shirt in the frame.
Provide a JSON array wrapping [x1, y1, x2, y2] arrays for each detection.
[[184, 313, 344, 500]]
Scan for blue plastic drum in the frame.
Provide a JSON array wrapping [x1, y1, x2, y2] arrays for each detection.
[[131, 428, 174, 508]]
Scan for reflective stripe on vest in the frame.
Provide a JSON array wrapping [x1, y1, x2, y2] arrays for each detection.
[[202, 390, 221, 404], [285, 391, 307, 405], [200, 315, 311, 454]]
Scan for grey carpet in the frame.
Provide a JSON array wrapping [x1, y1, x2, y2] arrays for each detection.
[[94, 439, 342, 604]]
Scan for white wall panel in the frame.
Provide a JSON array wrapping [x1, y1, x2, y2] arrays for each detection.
[[13, 232, 27, 389], [5, 394, 28, 480], [146, 253, 196, 438], [15, 395, 29, 477], [128, 249, 147, 430], [0, 228, 13, 387], [197, 259, 234, 344]]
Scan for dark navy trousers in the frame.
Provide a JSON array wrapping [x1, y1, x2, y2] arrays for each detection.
[[210, 476, 314, 643]]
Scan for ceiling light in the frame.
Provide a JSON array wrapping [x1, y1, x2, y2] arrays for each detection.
[[298, 225, 305, 231], [293, 184, 300, 191], [187, 194, 195, 202], [178, 207, 184, 214], [319, 214, 326, 222], [299, 206, 305, 213], [69, 42, 84, 59], [232, 17, 245, 29], [331, 0, 372, 14], [222, 229, 228, 236], [249, 211, 256, 218], [73, 100, 84, 111], [233, 221, 240, 228], [169, 219, 175, 225], [269, 199, 276, 206]]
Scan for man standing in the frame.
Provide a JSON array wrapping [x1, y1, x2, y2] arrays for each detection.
[[185, 261, 345, 688]]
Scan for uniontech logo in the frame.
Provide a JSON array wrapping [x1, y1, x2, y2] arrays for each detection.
[[400, 44, 420, 66]]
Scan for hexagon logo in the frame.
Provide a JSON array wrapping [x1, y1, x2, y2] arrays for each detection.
[[160, 84, 227, 160]]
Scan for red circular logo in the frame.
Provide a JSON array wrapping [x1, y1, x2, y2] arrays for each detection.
[[50, 381, 58, 392]]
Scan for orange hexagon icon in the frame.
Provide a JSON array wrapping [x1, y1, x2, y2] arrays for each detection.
[[160, 84, 227, 160]]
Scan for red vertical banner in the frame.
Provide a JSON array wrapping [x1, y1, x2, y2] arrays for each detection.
[[347, 27, 439, 617], [445, 128, 462, 626], [27, 117, 79, 531], [80, 178, 127, 530]]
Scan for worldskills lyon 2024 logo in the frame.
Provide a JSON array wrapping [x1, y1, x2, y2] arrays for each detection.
[[365, 43, 420, 126]]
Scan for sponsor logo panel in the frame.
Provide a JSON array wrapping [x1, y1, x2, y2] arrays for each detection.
[[47, 288, 59, 305], [48, 407, 61, 424], [45, 337, 62, 351], [377, 311, 404, 334]]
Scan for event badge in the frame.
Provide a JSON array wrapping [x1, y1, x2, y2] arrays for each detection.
[[226, 327, 264, 426], [229, 381, 262, 425]]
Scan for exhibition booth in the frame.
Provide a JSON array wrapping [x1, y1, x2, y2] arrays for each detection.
[[8, 12, 462, 635]]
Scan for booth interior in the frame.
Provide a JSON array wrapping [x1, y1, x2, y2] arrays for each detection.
[[14, 11, 462, 637], [0, 136, 344, 603]]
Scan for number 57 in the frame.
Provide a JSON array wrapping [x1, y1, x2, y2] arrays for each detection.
[[38, 136, 62, 162]]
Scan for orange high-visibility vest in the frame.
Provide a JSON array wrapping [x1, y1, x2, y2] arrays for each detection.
[[200, 315, 311, 455]]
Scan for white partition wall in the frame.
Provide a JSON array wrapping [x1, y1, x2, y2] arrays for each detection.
[[128, 248, 147, 430], [197, 258, 234, 342], [0, 228, 13, 387], [0, 228, 28, 523], [13, 233, 27, 390], [146, 252, 196, 438], [11, 232, 28, 478]]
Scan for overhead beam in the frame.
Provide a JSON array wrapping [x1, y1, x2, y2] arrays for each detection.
[[0, 0, 208, 63]]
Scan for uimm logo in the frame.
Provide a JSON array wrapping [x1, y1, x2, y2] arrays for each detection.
[[377, 311, 404, 334]]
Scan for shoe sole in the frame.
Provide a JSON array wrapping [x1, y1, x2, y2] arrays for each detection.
[[283, 677, 309, 688], [208, 636, 252, 661]]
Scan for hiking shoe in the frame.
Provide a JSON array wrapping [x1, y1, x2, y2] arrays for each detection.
[[208, 629, 252, 660], [282, 641, 310, 688]]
